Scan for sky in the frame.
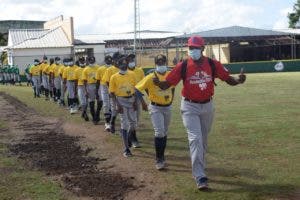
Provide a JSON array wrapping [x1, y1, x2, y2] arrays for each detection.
[[0, 0, 297, 35]]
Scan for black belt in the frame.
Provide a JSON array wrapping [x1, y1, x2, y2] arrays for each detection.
[[184, 97, 211, 104], [151, 102, 171, 107], [120, 95, 134, 98]]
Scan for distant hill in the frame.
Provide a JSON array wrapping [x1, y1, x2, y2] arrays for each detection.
[[0, 20, 45, 45]]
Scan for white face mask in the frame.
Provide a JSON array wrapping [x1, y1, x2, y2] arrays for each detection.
[[55, 61, 61, 65], [68, 62, 74, 66], [156, 65, 167, 74], [128, 62, 135, 69], [188, 49, 202, 60], [34, 62, 39, 65], [119, 69, 127, 75], [89, 63, 95, 67], [105, 64, 111, 67]]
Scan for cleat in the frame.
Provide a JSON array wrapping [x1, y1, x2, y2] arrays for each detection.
[[123, 149, 132, 158], [104, 123, 111, 131], [155, 161, 165, 170]]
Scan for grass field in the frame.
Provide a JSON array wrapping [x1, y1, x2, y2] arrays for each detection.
[[0, 72, 300, 200]]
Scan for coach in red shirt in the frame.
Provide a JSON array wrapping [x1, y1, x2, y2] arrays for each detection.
[[153, 35, 246, 190]]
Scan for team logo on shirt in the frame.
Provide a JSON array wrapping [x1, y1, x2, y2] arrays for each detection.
[[188, 70, 212, 90]]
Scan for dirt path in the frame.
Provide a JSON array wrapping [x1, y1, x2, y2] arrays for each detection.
[[0, 92, 171, 200]]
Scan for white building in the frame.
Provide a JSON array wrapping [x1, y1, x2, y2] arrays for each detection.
[[6, 16, 105, 73]]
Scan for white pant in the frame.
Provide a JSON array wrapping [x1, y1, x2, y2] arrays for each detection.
[[32, 75, 41, 95], [101, 84, 110, 114], [149, 104, 172, 138], [67, 81, 76, 99], [181, 98, 214, 180], [117, 96, 137, 132], [78, 85, 87, 106]]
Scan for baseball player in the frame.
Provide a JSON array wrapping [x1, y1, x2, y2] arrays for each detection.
[[59, 58, 70, 106], [102, 52, 122, 133], [96, 55, 111, 130], [75, 57, 89, 121], [62, 58, 78, 114], [51, 57, 62, 102], [29, 59, 41, 98], [153, 35, 246, 190], [40, 56, 50, 100], [126, 54, 145, 148], [109, 56, 138, 157], [25, 64, 32, 86], [135, 54, 174, 170], [48, 58, 55, 100], [82, 56, 101, 124]]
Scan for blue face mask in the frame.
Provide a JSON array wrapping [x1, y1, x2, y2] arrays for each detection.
[[128, 62, 135, 69], [156, 65, 167, 74], [188, 49, 202, 60]]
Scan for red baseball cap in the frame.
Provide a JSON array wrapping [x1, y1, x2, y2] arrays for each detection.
[[187, 36, 205, 47]]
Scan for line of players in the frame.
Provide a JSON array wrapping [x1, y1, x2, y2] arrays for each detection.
[[0, 64, 22, 85], [27, 53, 173, 170]]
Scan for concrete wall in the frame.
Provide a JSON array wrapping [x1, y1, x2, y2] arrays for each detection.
[[12, 47, 72, 73]]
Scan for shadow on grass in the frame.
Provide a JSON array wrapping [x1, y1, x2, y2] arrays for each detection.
[[210, 179, 297, 199]]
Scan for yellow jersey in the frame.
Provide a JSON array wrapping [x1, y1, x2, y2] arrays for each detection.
[[63, 66, 77, 81], [102, 65, 119, 85], [129, 67, 145, 83], [29, 65, 40, 76], [40, 63, 48, 74], [135, 71, 174, 105], [75, 67, 85, 86], [48, 64, 55, 75], [95, 65, 107, 83], [82, 66, 98, 84], [53, 64, 63, 78], [109, 71, 137, 97]]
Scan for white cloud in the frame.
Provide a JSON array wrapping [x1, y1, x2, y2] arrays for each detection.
[[0, 0, 295, 34], [273, 7, 293, 29]]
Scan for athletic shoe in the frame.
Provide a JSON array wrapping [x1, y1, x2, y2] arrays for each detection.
[[110, 124, 115, 134], [104, 123, 111, 131], [196, 177, 209, 191], [155, 161, 165, 170], [70, 108, 77, 114], [123, 149, 132, 158], [132, 141, 141, 148]]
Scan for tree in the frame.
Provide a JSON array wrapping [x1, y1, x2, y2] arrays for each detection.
[[288, 0, 300, 28]]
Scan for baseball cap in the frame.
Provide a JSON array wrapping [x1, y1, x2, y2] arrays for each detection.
[[155, 54, 167, 65], [187, 36, 205, 47]]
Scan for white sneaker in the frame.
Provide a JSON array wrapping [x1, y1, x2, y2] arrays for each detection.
[[70, 108, 77, 114], [155, 161, 165, 170], [132, 141, 141, 148], [104, 123, 111, 131]]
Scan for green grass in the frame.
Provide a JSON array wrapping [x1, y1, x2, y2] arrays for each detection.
[[0, 72, 300, 200]]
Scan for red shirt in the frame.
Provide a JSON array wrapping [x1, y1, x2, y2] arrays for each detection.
[[166, 57, 230, 101]]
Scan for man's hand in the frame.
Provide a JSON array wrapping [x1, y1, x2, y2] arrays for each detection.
[[152, 71, 160, 85], [133, 101, 137, 111], [141, 101, 148, 111], [238, 68, 246, 84], [117, 104, 123, 114]]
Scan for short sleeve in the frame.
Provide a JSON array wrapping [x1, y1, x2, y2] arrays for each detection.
[[213, 60, 230, 81], [166, 62, 183, 86], [135, 74, 150, 92]]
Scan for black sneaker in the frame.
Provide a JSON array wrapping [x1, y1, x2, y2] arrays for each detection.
[[123, 149, 132, 158], [197, 177, 209, 191]]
